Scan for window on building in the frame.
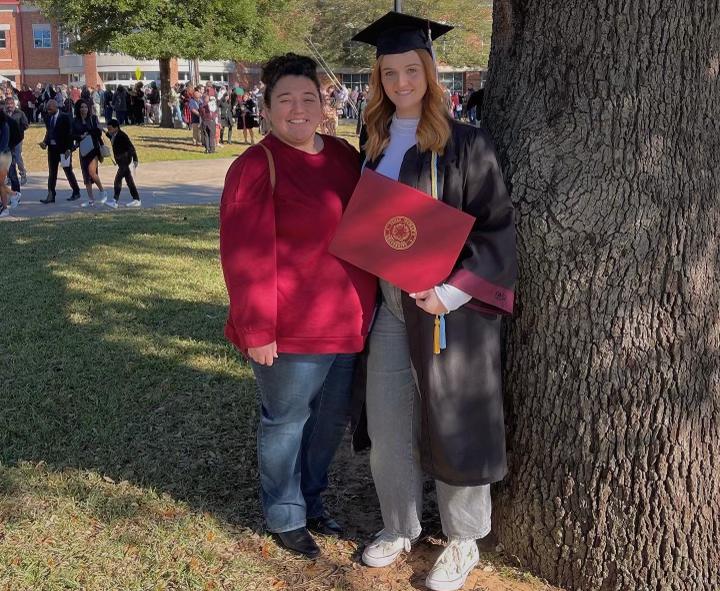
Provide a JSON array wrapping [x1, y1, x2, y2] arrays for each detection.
[[341, 74, 370, 89], [59, 31, 72, 55], [438, 72, 464, 94], [33, 25, 52, 49], [0, 32, 6, 50], [200, 72, 228, 83]]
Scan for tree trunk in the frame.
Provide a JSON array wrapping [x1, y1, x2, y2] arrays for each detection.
[[485, 1, 720, 589], [159, 56, 173, 128]]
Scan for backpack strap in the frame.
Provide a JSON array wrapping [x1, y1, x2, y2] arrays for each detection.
[[257, 142, 276, 192]]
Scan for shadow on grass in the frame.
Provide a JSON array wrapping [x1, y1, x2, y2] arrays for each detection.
[[0, 207, 395, 540]]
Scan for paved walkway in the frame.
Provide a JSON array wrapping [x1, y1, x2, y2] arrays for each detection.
[[0, 157, 235, 221]]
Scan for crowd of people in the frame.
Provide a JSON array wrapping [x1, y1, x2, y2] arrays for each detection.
[[0, 80, 140, 218], [0, 72, 485, 219]]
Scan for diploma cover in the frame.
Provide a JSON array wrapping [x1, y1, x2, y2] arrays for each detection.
[[329, 168, 475, 293]]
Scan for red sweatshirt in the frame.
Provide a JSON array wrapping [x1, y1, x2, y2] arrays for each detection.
[[220, 133, 377, 354]]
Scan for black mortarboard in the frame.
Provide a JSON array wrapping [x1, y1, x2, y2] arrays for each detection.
[[351, 11, 453, 58]]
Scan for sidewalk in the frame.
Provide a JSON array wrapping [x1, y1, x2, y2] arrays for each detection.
[[0, 157, 235, 221]]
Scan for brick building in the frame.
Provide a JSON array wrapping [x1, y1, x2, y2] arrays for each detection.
[[0, 0, 238, 88]]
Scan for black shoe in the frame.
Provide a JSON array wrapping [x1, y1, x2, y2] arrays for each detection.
[[40, 195, 55, 204], [307, 513, 343, 537], [274, 527, 320, 559], [67, 193, 81, 201]]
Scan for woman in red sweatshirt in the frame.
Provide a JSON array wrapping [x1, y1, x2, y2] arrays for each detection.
[[219, 54, 377, 559]]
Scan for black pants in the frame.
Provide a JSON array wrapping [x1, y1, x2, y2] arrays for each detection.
[[8, 149, 19, 192], [114, 163, 139, 200], [47, 147, 80, 197]]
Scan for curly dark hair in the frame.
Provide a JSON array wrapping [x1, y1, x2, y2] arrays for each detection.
[[261, 53, 321, 108]]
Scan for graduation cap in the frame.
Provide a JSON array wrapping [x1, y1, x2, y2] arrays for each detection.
[[352, 11, 453, 59]]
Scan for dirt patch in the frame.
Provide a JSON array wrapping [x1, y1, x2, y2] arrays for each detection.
[[241, 437, 563, 591]]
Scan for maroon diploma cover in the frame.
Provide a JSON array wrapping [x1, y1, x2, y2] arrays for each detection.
[[329, 168, 475, 293]]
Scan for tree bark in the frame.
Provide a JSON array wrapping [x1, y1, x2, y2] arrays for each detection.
[[159, 56, 173, 128], [485, 1, 720, 589]]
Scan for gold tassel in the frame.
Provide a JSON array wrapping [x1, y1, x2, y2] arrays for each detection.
[[433, 315, 441, 355]]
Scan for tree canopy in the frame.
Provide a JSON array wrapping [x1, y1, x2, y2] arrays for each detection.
[[34, 0, 311, 62], [309, 0, 493, 69]]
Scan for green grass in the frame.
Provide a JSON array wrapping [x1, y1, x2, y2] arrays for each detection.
[[0, 207, 556, 591], [21, 120, 361, 172], [0, 208, 278, 589]]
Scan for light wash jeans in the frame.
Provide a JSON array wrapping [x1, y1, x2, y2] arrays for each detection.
[[365, 282, 492, 540], [251, 353, 356, 533]]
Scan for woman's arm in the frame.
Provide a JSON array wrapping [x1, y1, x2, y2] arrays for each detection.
[[219, 149, 278, 350]]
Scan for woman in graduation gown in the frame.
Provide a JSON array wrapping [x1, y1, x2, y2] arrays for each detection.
[[351, 13, 517, 591]]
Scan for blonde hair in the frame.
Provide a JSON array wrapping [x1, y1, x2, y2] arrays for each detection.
[[363, 50, 452, 162]]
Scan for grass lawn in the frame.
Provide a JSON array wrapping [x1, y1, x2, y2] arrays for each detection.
[[1, 209, 559, 590], [20, 120, 361, 172]]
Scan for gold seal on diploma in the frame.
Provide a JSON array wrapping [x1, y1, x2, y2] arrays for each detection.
[[384, 216, 417, 251]]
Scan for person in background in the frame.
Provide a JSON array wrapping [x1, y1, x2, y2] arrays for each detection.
[[218, 93, 234, 144], [199, 94, 218, 153], [465, 83, 484, 126], [350, 85, 359, 117], [72, 99, 107, 207], [103, 86, 114, 122], [188, 90, 202, 146], [235, 91, 258, 145], [113, 85, 128, 125], [104, 118, 141, 208], [41, 84, 55, 120], [130, 82, 144, 125], [91, 84, 103, 119], [0, 109, 11, 218], [320, 87, 338, 136], [19, 84, 34, 123], [5, 96, 28, 188], [355, 83, 369, 136], [255, 83, 268, 135], [168, 83, 183, 126], [70, 85, 81, 104], [39, 99, 81, 204], [147, 81, 160, 125], [33, 83, 44, 121]]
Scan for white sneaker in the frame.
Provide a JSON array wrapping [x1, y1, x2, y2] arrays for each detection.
[[80, 201, 95, 208], [126, 200, 141, 208], [105, 199, 119, 209], [98, 191, 108, 205], [362, 530, 417, 568], [9, 192, 20, 207], [425, 538, 480, 591], [0, 205, 9, 217]]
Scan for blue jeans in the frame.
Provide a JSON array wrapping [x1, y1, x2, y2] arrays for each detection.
[[251, 353, 356, 533]]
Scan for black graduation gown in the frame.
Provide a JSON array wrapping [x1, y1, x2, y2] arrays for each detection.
[[352, 120, 517, 487]]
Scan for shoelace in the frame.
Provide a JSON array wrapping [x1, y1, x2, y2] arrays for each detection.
[[371, 532, 411, 553], [435, 541, 472, 575]]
